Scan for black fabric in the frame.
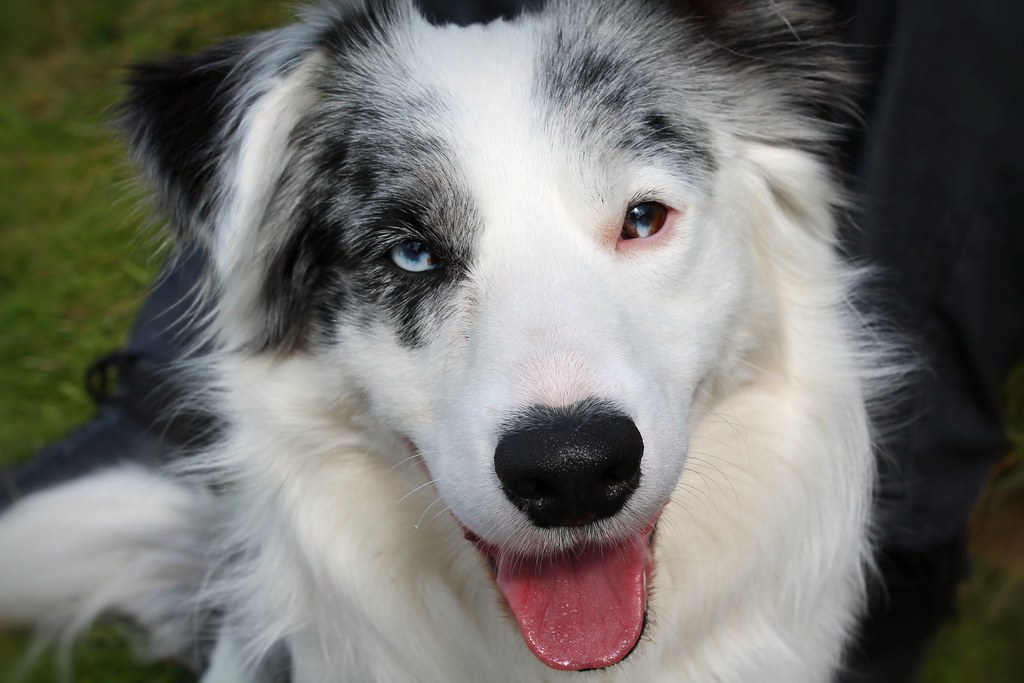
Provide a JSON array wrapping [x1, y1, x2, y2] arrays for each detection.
[[842, 0, 1024, 550], [837, 1, 1024, 680], [0, 248, 215, 511]]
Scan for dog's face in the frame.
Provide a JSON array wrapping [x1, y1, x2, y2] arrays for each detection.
[[124, 0, 847, 670]]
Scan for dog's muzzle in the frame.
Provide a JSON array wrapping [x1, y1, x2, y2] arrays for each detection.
[[494, 403, 643, 528], [465, 402, 655, 671]]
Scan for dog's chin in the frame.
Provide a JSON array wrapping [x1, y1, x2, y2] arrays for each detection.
[[461, 515, 660, 672]]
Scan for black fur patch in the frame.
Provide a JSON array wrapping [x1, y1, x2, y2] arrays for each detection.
[[501, 397, 628, 434], [254, 131, 479, 351], [538, 18, 715, 178], [240, 4, 482, 350], [540, 37, 631, 135], [416, 0, 545, 26], [258, 191, 348, 352], [273, 29, 481, 349], [296, 144, 480, 349], [121, 37, 257, 243], [120, 3, 482, 352]]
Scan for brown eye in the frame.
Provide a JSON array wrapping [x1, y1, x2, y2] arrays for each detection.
[[621, 202, 668, 240]]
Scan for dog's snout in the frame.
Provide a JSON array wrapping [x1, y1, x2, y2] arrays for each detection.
[[494, 405, 643, 528]]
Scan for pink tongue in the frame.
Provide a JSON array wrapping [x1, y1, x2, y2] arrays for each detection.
[[495, 537, 650, 671]]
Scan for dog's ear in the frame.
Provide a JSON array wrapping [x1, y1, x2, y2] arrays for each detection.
[[679, 0, 854, 149], [120, 2, 400, 253], [122, 36, 263, 252], [121, 3, 419, 353], [652, 1, 853, 244], [122, 33, 326, 352]]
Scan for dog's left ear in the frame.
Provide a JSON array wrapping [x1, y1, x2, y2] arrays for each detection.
[[668, 0, 854, 242], [678, 0, 854, 150]]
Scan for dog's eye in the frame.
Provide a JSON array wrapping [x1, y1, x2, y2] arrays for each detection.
[[620, 202, 668, 240], [390, 241, 442, 273]]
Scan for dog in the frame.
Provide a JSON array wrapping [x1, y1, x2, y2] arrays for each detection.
[[0, 1, 895, 680]]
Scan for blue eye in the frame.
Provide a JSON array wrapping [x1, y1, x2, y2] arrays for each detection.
[[389, 241, 442, 273], [621, 201, 668, 240]]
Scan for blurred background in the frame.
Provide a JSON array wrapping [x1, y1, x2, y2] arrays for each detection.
[[0, 1, 1021, 680]]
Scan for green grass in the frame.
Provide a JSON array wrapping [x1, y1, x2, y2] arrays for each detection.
[[0, 0, 292, 462], [921, 560, 1024, 683], [917, 365, 1024, 683], [0, 628, 188, 683], [0, 2, 289, 679], [0, 1, 1022, 681]]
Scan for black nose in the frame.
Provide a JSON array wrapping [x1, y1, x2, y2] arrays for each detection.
[[494, 403, 643, 528]]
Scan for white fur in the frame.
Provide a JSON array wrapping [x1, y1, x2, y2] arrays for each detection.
[[0, 468, 216, 663], [0, 3, 893, 682]]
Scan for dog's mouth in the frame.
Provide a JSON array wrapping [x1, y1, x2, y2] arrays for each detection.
[[463, 517, 658, 671]]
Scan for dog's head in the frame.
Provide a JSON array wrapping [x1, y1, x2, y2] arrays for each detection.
[[123, 0, 849, 670]]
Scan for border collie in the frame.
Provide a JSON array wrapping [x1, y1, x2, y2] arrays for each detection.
[[0, 1, 893, 680]]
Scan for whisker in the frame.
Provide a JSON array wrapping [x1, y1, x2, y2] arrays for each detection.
[[396, 479, 438, 506], [414, 496, 446, 530], [424, 503, 454, 529], [386, 451, 425, 475], [676, 481, 714, 507]]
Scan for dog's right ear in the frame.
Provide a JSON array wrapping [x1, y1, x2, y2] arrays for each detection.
[[122, 35, 283, 252], [120, 29, 327, 351], [120, 2, 387, 258], [119, 4, 408, 352]]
